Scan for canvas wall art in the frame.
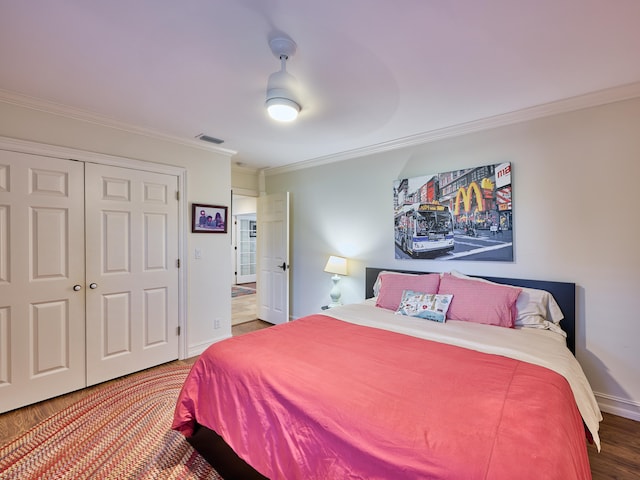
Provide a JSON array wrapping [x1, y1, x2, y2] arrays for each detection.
[[393, 162, 513, 261]]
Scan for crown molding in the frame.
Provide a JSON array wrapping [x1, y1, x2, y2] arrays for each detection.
[[265, 81, 640, 176], [0, 89, 237, 158], [0, 135, 194, 178], [3, 81, 640, 176]]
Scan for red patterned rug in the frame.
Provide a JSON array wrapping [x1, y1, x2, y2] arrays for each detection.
[[0, 365, 222, 479]]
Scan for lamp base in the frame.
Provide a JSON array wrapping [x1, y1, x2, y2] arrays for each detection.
[[328, 274, 342, 307]]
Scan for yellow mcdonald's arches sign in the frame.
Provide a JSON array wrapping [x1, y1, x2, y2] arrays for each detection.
[[454, 182, 484, 215]]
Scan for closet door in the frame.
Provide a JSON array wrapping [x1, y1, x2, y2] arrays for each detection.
[[84, 163, 179, 385], [0, 151, 86, 413]]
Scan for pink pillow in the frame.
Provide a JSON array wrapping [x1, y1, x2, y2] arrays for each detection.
[[438, 273, 521, 328], [376, 273, 441, 311]]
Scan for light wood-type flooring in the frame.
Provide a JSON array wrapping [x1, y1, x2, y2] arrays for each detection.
[[231, 290, 258, 326], [1, 319, 638, 479]]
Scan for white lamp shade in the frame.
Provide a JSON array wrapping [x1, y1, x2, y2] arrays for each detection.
[[324, 256, 348, 276]]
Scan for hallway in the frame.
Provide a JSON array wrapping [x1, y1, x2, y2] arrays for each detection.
[[232, 283, 258, 326]]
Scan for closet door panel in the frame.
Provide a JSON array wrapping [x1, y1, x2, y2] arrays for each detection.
[[85, 163, 179, 386], [103, 210, 131, 273], [0, 151, 85, 413]]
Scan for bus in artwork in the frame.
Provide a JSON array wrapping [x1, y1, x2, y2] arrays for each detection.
[[394, 203, 455, 258]]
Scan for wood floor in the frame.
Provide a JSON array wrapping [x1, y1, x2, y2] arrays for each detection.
[[2, 318, 639, 479], [231, 290, 258, 326], [588, 412, 640, 479]]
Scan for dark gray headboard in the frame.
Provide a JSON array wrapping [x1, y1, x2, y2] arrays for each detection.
[[365, 267, 576, 354]]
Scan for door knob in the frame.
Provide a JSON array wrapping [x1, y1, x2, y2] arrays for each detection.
[[73, 285, 82, 291], [279, 262, 287, 271], [89, 283, 98, 289]]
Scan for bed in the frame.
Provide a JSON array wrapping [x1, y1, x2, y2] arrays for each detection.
[[172, 268, 602, 480]]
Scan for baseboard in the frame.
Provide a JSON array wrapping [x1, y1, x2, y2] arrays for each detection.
[[232, 318, 260, 326], [596, 392, 640, 421], [187, 335, 231, 358]]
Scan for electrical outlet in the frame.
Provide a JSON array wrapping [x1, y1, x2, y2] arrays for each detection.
[[195, 248, 202, 259], [214, 318, 221, 329]]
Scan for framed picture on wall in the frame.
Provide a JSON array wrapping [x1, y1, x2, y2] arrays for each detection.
[[192, 203, 228, 233], [393, 162, 513, 261]]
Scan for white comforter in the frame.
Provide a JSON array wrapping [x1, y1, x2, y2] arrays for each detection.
[[324, 299, 602, 450]]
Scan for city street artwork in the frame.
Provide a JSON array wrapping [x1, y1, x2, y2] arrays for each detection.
[[393, 162, 513, 262]]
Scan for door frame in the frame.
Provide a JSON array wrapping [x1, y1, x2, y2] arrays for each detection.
[[0, 136, 189, 359]]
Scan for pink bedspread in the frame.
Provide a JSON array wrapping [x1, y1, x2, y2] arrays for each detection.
[[172, 315, 591, 479]]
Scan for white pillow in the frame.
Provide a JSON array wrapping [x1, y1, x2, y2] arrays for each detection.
[[395, 289, 453, 323], [448, 270, 566, 335]]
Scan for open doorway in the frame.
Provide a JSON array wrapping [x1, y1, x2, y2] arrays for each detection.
[[232, 194, 258, 325]]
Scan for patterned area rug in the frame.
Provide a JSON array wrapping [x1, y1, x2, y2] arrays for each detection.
[[232, 284, 256, 297], [0, 365, 222, 480]]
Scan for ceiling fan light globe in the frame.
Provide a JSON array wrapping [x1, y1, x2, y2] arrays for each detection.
[[266, 98, 300, 122]]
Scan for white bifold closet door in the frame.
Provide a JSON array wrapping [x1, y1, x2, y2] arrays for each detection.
[[0, 152, 179, 413], [84, 162, 179, 386], [0, 152, 86, 412]]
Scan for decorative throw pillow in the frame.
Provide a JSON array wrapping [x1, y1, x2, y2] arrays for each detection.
[[372, 270, 416, 297], [375, 273, 441, 311], [396, 290, 453, 323], [448, 270, 565, 329], [438, 273, 521, 328]]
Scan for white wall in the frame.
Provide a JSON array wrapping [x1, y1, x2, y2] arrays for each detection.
[[232, 195, 257, 215], [232, 164, 260, 196], [0, 100, 233, 357], [265, 96, 640, 420]]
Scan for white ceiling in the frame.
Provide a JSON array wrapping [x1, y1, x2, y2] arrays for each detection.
[[1, 1, 640, 170]]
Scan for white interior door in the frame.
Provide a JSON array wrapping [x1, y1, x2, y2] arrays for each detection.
[[257, 192, 289, 324], [84, 163, 179, 386], [0, 151, 86, 413]]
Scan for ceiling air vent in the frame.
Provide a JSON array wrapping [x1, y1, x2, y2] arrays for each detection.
[[196, 134, 224, 145]]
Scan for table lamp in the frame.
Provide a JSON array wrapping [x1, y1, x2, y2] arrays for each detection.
[[324, 255, 348, 307]]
